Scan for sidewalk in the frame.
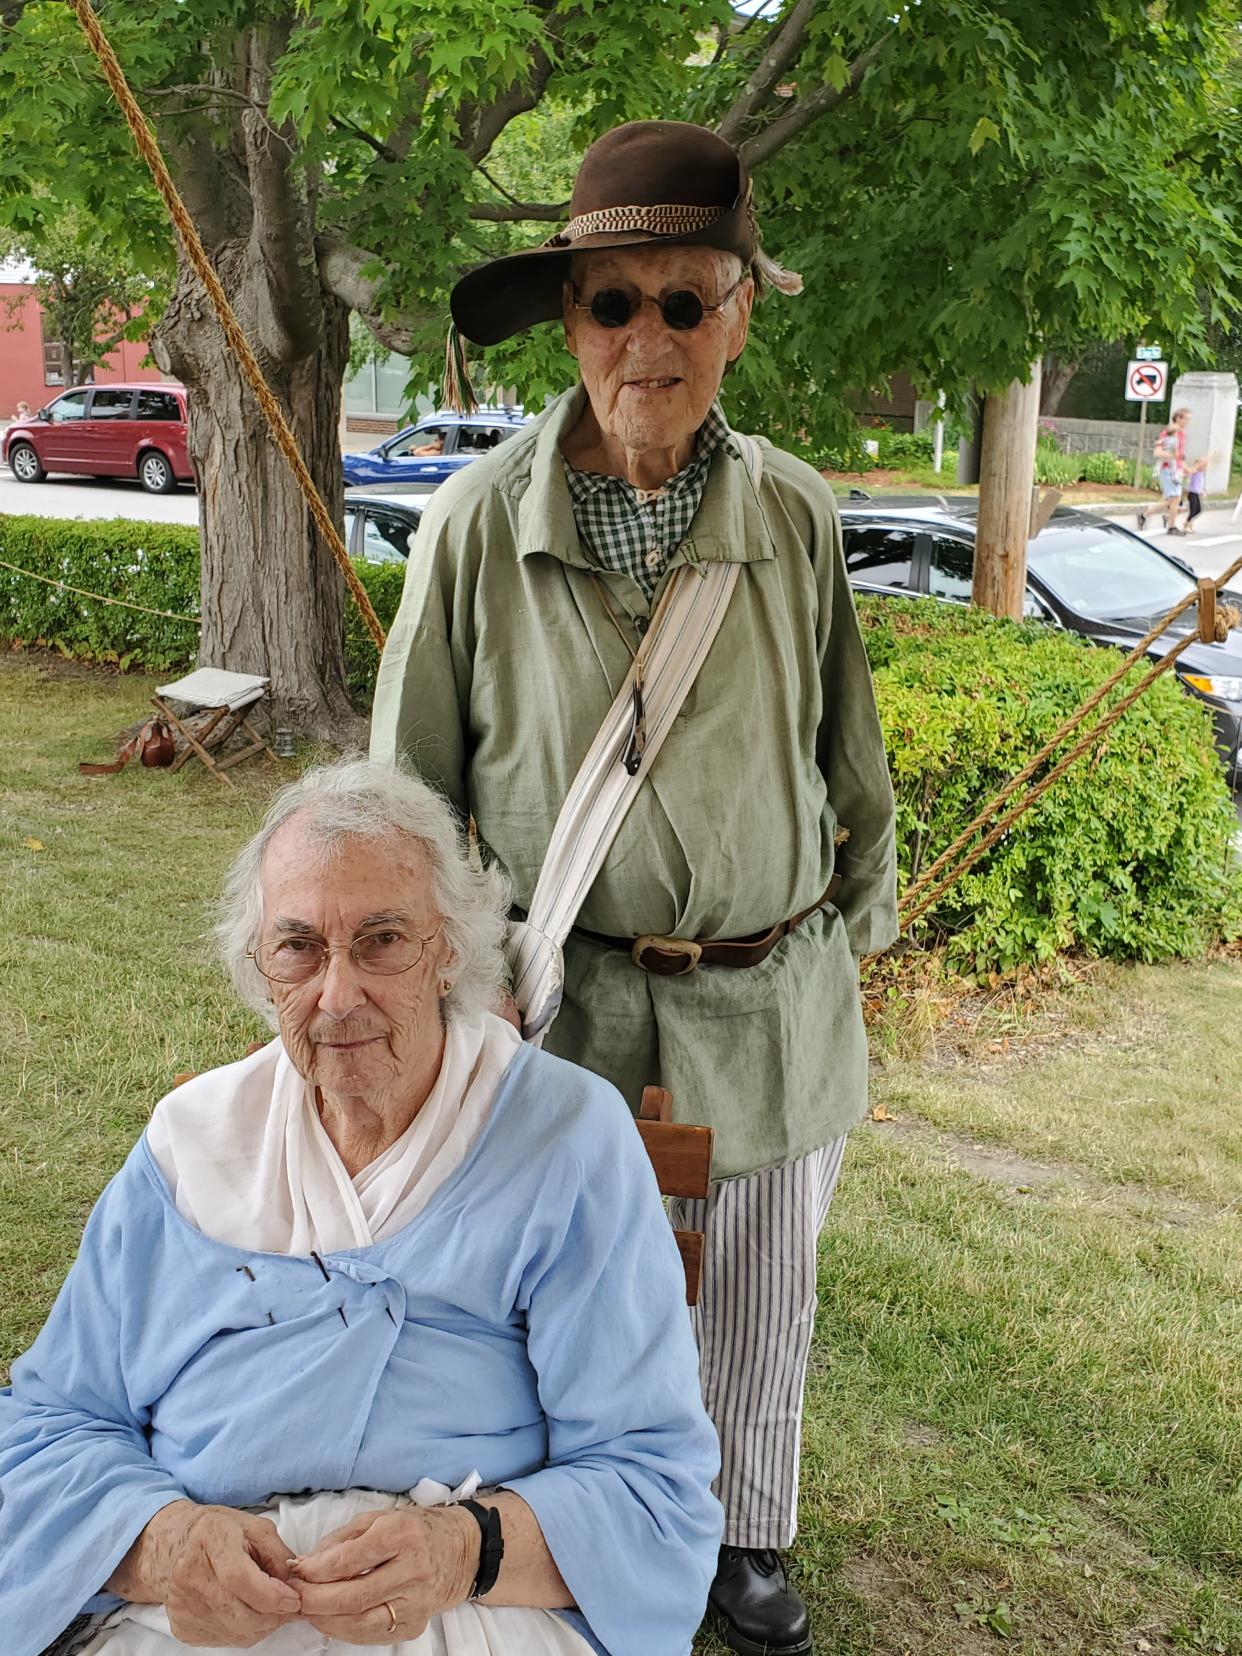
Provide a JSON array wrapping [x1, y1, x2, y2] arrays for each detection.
[[1105, 501, 1242, 582]]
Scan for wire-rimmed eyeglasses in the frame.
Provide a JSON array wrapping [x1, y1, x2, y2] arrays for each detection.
[[248, 920, 444, 985], [571, 276, 745, 333]]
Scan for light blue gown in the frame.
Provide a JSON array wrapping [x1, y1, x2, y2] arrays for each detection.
[[0, 1043, 723, 1656]]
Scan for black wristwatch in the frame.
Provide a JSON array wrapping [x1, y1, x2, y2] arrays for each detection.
[[459, 1498, 505, 1599]]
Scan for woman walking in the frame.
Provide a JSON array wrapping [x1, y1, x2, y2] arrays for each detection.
[[1137, 407, 1191, 535]]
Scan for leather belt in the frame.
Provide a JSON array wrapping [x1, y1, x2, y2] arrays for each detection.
[[573, 875, 841, 977]]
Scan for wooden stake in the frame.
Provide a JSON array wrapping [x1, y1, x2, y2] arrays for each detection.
[[1030, 486, 1062, 539], [1197, 578, 1217, 645]]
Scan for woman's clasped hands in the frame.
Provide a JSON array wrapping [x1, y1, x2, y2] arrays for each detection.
[[289, 1505, 478, 1644], [108, 1500, 301, 1649], [111, 1498, 478, 1648]]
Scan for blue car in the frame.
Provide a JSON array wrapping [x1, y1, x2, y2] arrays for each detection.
[[342, 408, 528, 487]]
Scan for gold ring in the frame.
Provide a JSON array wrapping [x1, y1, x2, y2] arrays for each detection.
[[384, 1600, 398, 1632]]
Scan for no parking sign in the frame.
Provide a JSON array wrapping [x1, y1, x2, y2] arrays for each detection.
[[1125, 359, 1168, 401]]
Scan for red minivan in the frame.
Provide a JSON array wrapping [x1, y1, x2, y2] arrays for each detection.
[[3, 383, 193, 494]]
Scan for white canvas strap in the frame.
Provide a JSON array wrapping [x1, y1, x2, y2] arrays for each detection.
[[510, 433, 763, 1041]]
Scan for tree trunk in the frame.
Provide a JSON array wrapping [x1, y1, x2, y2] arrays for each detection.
[[152, 246, 358, 739], [1040, 352, 1080, 415], [973, 361, 1042, 621], [956, 391, 984, 484]]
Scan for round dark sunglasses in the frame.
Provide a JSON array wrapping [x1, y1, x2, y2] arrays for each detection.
[[572, 277, 744, 333]]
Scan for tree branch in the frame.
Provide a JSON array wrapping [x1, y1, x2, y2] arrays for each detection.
[[708, 7, 763, 70], [316, 238, 386, 312], [330, 115, 398, 163], [382, 87, 429, 162], [469, 159, 567, 217], [243, 19, 323, 360], [144, 84, 260, 105], [737, 34, 888, 170], [468, 198, 567, 221], [454, 2, 573, 164], [159, 119, 251, 252], [458, 52, 555, 164], [315, 236, 427, 355], [717, 0, 818, 145]]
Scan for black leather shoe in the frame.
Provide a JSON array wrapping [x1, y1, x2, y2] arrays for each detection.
[[708, 1545, 812, 1655]]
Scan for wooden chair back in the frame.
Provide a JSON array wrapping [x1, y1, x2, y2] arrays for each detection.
[[637, 1085, 713, 1305], [169, 1062, 713, 1304]]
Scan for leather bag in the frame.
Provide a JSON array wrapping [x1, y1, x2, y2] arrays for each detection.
[[79, 716, 175, 777]]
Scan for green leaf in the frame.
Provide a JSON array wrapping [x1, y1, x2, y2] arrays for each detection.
[[824, 52, 850, 93], [986, 1602, 1016, 1638], [970, 115, 1002, 155]]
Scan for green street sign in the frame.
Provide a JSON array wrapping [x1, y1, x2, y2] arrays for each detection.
[[1135, 345, 1162, 361]]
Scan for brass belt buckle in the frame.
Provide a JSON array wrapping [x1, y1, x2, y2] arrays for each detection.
[[631, 934, 703, 975]]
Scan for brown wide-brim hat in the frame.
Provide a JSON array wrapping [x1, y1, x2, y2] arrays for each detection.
[[451, 121, 759, 348]]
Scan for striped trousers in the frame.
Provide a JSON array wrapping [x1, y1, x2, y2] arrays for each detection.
[[668, 1135, 847, 1550]]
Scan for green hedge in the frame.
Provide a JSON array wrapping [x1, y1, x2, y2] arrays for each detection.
[[1035, 434, 1131, 488], [0, 512, 398, 701], [1079, 449, 1130, 486], [860, 597, 1241, 974], [808, 426, 954, 473], [3, 515, 1237, 973], [876, 429, 935, 466], [1034, 448, 1130, 487], [0, 514, 201, 670], [344, 560, 405, 702]]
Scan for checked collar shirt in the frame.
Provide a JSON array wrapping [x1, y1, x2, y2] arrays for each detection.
[[562, 402, 732, 600]]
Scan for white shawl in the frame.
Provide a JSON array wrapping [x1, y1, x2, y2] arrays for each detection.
[[147, 1012, 522, 1254]]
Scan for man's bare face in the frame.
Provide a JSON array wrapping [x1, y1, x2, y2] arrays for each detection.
[[563, 246, 752, 458]]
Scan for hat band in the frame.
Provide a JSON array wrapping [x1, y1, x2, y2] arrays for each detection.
[[563, 202, 725, 242]]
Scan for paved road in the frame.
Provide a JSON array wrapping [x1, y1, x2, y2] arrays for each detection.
[[0, 470, 200, 525], [1106, 502, 1242, 584], [0, 470, 200, 526]]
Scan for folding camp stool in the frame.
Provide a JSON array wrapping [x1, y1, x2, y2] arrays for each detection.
[[152, 668, 276, 790]]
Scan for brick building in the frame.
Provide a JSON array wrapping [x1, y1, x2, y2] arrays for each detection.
[[0, 259, 169, 418]]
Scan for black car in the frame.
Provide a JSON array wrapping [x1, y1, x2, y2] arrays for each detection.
[[342, 487, 426, 563], [839, 498, 1242, 786]]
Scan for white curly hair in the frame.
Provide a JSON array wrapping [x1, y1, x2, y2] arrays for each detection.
[[216, 758, 510, 1027]]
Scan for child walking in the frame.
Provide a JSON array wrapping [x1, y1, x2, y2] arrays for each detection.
[[1179, 453, 1212, 534]]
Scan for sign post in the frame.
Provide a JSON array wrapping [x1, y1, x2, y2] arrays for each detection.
[[1133, 404, 1146, 490], [1125, 358, 1168, 488]]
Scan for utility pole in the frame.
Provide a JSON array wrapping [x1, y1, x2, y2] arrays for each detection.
[[972, 361, 1043, 620]]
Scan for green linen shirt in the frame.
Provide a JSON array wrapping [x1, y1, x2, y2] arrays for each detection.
[[370, 385, 898, 1178]]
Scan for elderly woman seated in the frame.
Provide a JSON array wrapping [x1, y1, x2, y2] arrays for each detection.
[[1, 760, 722, 1656]]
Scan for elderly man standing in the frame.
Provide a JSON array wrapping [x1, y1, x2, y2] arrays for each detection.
[[372, 120, 898, 1656]]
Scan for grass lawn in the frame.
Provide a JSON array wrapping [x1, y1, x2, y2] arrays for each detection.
[[2, 652, 1240, 1656]]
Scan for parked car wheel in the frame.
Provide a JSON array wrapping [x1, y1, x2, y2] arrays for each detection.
[[8, 442, 45, 483], [139, 450, 176, 494]]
